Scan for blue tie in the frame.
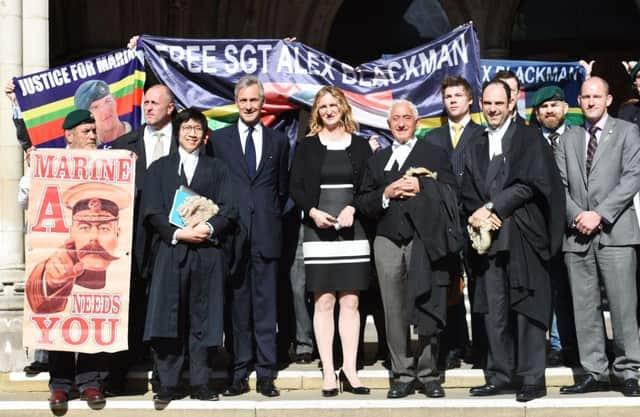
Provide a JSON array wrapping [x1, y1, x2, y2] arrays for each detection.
[[245, 126, 256, 177]]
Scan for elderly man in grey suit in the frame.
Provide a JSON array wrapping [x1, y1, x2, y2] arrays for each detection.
[[556, 76, 640, 397]]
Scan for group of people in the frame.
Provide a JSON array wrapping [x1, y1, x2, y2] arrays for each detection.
[[9, 58, 640, 411]]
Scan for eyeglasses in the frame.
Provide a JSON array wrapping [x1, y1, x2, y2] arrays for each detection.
[[181, 125, 204, 133]]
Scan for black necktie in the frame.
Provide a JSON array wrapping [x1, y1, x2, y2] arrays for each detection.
[[391, 158, 400, 172], [586, 126, 599, 176], [548, 132, 559, 151], [245, 126, 256, 177]]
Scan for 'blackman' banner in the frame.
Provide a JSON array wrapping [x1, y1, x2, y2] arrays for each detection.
[[481, 59, 586, 126], [140, 23, 481, 143], [13, 49, 145, 148]]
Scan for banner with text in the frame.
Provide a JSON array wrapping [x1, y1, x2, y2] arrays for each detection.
[[140, 23, 481, 142], [481, 59, 586, 126], [23, 149, 136, 354], [14, 49, 145, 148]]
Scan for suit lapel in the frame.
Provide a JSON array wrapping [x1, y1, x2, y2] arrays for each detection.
[[589, 117, 615, 174], [569, 126, 588, 187], [254, 125, 272, 180], [229, 126, 251, 179]]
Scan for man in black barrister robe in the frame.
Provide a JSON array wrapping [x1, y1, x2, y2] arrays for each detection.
[[357, 99, 461, 399], [462, 80, 565, 402], [139, 108, 238, 407]]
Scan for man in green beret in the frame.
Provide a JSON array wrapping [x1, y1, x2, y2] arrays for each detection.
[[74, 79, 131, 144], [532, 86, 569, 149], [531, 85, 579, 369], [24, 109, 112, 412]]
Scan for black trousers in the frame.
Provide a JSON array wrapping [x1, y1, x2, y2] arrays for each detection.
[[483, 257, 546, 387], [49, 351, 108, 392], [151, 261, 210, 389]]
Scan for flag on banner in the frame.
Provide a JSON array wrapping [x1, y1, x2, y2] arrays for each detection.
[[14, 49, 145, 148], [23, 148, 135, 354], [140, 23, 481, 144], [480, 59, 586, 126]]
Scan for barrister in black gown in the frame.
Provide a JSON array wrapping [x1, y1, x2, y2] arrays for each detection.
[[139, 108, 238, 404], [461, 81, 564, 402]]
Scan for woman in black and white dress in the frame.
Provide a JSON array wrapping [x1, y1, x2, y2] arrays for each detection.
[[290, 86, 372, 396]]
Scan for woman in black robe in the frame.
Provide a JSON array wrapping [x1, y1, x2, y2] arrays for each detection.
[[139, 108, 238, 406]]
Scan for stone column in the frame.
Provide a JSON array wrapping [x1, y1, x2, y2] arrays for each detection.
[[0, 0, 48, 372]]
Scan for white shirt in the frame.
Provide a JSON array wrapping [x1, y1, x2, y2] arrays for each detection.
[[143, 123, 173, 168], [448, 114, 471, 140], [178, 147, 199, 186], [238, 120, 263, 167], [384, 136, 417, 171], [541, 123, 566, 145], [487, 118, 511, 159]]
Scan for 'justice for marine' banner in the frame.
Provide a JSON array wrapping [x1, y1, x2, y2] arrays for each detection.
[[23, 149, 136, 354], [13, 49, 145, 148]]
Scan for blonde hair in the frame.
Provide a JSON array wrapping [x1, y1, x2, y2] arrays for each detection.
[[308, 86, 358, 136]]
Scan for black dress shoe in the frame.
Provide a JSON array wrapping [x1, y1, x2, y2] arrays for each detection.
[[190, 385, 219, 401], [469, 383, 516, 396], [423, 380, 445, 398], [339, 370, 370, 395], [153, 388, 174, 411], [81, 387, 106, 410], [516, 385, 547, 402], [49, 390, 68, 413], [222, 379, 249, 396], [622, 379, 640, 397], [295, 353, 314, 364], [24, 361, 48, 376], [546, 350, 564, 367], [257, 377, 280, 397], [560, 375, 609, 394], [387, 380, 415, 399]]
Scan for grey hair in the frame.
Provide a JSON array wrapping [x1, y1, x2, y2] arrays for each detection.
[[388, 99, 418, 120], [234, 75, 264, 100]]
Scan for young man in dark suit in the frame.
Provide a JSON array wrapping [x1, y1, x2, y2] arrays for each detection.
[[425, 76, 484, 370], [207, 75, 290, 397]]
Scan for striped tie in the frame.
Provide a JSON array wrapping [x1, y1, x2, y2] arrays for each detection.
[[585, 126, 599, 176], [548, 132, 559, 151]]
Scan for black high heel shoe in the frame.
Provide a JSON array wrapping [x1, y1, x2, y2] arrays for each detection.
[[322, 373, 338, 397], [339, 370, 370, 395]]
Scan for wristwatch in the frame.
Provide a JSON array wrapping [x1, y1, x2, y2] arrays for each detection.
[[484, 201, 494, 212]]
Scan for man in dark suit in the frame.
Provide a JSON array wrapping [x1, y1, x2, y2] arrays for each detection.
[[357, 99, 460, 399], [108, 84, 177, 393], [462, 80, 564, 402], [425, 75, 484, 370], [207, 75, 289, 397], [556, 77, 640, 397]]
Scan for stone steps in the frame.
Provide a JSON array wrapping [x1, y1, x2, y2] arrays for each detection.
[[0, 366, 582, 393], [1, 388, 640, 417]]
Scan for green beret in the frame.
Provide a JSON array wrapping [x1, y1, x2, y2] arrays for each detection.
[[62, 109, 94, 130], [74, 79, 111, 110], [631, 62, 640, 80], [531, 86, 565, 108]]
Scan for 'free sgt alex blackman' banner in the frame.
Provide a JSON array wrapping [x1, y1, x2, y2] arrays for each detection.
[[140, 23, 482, 142], [23, 149, 135, 354]]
